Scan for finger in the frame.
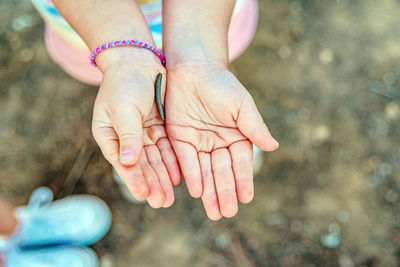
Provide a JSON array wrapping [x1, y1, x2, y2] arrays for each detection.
[[114, 164, 149, 200], [229, 141, 254, 204], [109, 106, 144, 166], [237, 97, 279, 152], [199, 152, 222, 220], [144, 145, 175, 208], [139, 153, 165, 209], [92, 120, 120, 165], [211, 148, 238, 218], [157, 138, 181, 186], [92, 118, 149, 199], [170, 140, 203, 198]]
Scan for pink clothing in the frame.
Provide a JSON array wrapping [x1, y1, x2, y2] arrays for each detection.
[[44, 0, 259, 85]]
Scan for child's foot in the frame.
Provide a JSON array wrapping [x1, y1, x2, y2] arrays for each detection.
[[13, 187, 111, 248], [5, 246, 98, 267], [253, 145, 263, 175]]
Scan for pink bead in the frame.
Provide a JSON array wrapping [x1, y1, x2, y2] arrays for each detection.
[[90, 39, 165, 66]]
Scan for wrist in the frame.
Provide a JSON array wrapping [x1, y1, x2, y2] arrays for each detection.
[[164, 36, 229, 69], [95, 46, 164, 73], [162, 1, 233, 68], [165, 48, 229, 69], [164, 28, 229, 68]]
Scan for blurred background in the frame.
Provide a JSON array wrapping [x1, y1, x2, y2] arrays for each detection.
[[1, 0, 399, 266]]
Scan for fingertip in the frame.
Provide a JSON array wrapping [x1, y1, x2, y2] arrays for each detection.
[[147, 192, 165, 209], [160, 181, 175, 208], [218, 192, 239, 218], [169, 166, 182, 186], [217, 190, 238, 218], [130, 183, 150, 201], [238, 190, 254, 204], [162, 196, 175, 208], [267, 140, 280, 151], [188, 185, 203, 198], [202, 194, 223, 221], [184, 174, 203, 198], [256, 138, 279, 152], [271, 140, 279, 151], [221, 205, 238, 218], [208, 213, 223, 221], [171, 174, 182, 186]]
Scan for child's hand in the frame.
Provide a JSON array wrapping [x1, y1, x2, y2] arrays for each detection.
[[92, 58, 181, 209], [165, 65, 279, 220]]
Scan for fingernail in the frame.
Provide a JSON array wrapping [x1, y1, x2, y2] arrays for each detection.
[[120, 151, 135, 163]]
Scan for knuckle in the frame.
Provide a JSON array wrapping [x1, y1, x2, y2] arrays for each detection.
[[217, 187, 236, 195], [148, 158, 163, 166], [118, 132, 140, 142], [201, 169, 213, 178]]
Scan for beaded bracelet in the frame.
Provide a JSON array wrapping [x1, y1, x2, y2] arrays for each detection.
[[90, 40, 165, 67]]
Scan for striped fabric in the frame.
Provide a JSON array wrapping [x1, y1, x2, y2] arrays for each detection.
[[31, 0, 246, 50]]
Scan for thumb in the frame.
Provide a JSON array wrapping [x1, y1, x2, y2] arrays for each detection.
[[237, 97, 279, 152], [110, 107, 144, 166]]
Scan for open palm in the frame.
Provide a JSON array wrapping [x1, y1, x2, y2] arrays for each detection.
[[165, 65, 279, 220], [92, 66, 180, 209]]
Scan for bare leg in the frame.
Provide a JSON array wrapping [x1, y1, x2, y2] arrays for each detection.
[[0, 198, 17, 236], [0, 198, 17, 267]]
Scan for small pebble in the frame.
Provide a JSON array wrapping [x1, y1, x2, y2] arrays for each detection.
[[378, 162, 393, 176], [298, 107, 311, 120], [100, 254, 115, 267], [278, 45, 292, 59], [290, 220, 303, 233], [385, 189, 398, 203], [328, 223, 341, 234], [383, 72, 396, 85], [368, 80, 384, 92], [385, 102, 400, 119], [285, 185, 298, 198], [215, 233, 230, 249], [266, 213, 287, 227], [337, 210, 350, 223], [319, 48, 334, 64], [320, 233, 341, 249], [313, 124, 331, 142], [289, 2, 302, 14], [367, 175, 381, 189], [339, 255, 354, 267], [11, 14, 35, 31], [19, 48, 35, 63], [285, 111, 298, 124]]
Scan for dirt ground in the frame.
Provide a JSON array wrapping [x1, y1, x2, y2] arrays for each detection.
[[1, 0, 399, 266]]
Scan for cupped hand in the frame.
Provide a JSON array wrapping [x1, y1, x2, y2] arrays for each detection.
[[165, 65, 279, 220], [92, 62, 181, 208]]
